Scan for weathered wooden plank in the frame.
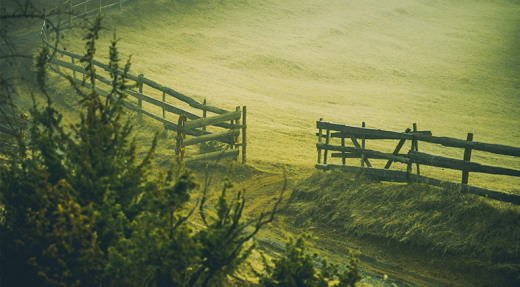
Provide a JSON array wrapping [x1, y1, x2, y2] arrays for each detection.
[[317, 118, 324, 164], [318, 121, 411, 140], [331, 152, 409, 160], [412, 123, 421, 175], [125, 90, 200, 120], [408, 151, 520, 177], [49, 63, 236, 133], [242, 106, 247, 164], [51, 58, 86, 74], [315, 164, 520, 205], [43, 41, 82, 60], [413, 134, 520, 157], [128, 90, 237, 129], [361, 122, 366, 168], [330, 130, 431, 140], [94, 73, 113, 86], [184, 111, 241, 131], [57, 69, 209, 137], [140, 77, 199, 106], [47, 44, 204, 105], [324, 129, 331, 164], [140, 77, 228, 114], [52, 58, 120, 91], [46, 44, 128, 83], [186, 149, 240, 163], [317, 143, 410, 164], [348, 137, 372, 167], [48, 45, 230, 117], [318, 121, 520, 157], [120, 102, 208, 136], [341, 133, 346, 165], [184, 129, 240, 146], [385, 128, 411, 169]]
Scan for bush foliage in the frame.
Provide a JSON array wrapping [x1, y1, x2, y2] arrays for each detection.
[[260, 235, 360, 287], [0, 18, 360, 287]]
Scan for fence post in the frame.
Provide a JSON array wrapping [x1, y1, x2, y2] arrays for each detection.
[[119, 0, 123, 10], [341, 133, 346, 166], [202, 99, 207, 132], [229, 108, 235, 150], [84, 0, 87, 16], [235, 106, 241, 161], [162, 92, 166, 119], [242, 106, 247, 164], [161, 91, 167, 138], [412, 123, 420, 175], [462, 133, 474, 184], [361, 122, 366, 168], [137, 73, 144, 121], [324, 128, 330, 164], [99, 0, 102, 14], [317, 118, 323, 164], [176, 115, 187, 171]]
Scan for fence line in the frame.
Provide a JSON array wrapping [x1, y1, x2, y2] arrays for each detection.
[[316, 120, 520, 204], [45, 0, 130, 27], [40, 19, 247, 165]]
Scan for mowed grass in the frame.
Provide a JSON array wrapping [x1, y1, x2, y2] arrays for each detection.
[[57, 0, 519, 191]]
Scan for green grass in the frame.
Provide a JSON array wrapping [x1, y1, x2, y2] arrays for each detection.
[[286, 170, 520, 281]]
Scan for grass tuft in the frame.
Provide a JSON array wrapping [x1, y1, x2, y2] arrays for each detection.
[[286, 170, 520, 279]]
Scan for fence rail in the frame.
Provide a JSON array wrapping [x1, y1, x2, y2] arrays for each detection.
[[40, 18, 247, 165], [316, 120, 520, 205]]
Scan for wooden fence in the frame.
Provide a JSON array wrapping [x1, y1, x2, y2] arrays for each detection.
[[46, 0, 131, 27], [40, 20, 247, 165], [316, 120, 520, 205]]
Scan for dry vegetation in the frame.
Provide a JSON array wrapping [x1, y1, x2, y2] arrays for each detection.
[[56, 0, 520, 192], [6, 0, 520, 285], [286, 171, 520, 284]]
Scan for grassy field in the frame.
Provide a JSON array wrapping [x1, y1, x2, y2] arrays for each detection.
[[16, 0, 520, 284], [57, 0, 520, 192]]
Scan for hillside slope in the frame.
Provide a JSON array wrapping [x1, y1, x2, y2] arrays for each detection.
[[64, 0, 520, 191]]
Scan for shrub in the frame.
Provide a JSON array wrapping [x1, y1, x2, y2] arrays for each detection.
[[260, 235, 361, 287], [0, 16, 283, 286]]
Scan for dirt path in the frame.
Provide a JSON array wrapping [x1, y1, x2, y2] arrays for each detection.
[[236, 171, 498, 286]]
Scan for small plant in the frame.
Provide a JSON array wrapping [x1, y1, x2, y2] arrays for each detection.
[[260, 234, 361, 287]]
